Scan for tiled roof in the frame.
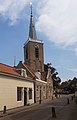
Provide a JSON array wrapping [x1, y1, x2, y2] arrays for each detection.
[[24, 64, 45, 80], [0, 63, 20, 76], [23, 63, 35, 76], [16, 61, 46, 81], [23, 64, 46, 81], [16, 61, 35, 78]]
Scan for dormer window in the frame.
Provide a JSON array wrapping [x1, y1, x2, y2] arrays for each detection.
[[21, 69, 27, 77]]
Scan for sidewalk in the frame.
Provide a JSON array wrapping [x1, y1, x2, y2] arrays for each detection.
[[0, 102, 38, 118]]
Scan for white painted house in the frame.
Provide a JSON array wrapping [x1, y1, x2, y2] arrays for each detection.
[[0, 63, 34, 111]]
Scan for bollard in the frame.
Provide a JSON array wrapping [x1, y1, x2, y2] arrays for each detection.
[[71, 96, 73, 100], [39, 100, 41, 104], [73, 94, 75, 98], [67, 98, 70, 104], [3, 106, 6, 114], [52, 107, 56, 118]]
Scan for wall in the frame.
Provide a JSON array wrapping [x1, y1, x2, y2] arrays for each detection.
[[35, 79, 47, 102], [24, 41, 44, 72], [46, 68, 53, 98], [0, 74, 34, 111]]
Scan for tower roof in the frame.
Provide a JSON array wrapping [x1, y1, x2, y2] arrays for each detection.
[[29, 3, 37, 40]]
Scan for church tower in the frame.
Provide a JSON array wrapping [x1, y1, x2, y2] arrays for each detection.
[[24, 3, 44, 73]]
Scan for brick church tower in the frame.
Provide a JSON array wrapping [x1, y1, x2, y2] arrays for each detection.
[[24, 4, 44, 73]]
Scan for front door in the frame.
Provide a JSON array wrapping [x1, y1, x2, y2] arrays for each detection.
[[24, 88, 27, 106]]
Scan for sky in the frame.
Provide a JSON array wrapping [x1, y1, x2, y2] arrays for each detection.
[[0, 0, 77, 82]]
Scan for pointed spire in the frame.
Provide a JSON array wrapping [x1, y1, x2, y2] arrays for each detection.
[[29, 2, 37, 40]]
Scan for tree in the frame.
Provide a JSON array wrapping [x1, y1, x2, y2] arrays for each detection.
[[46, 63, 61, 88]]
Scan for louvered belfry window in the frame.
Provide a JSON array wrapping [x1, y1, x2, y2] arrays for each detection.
[[35, 47, 39, 58]]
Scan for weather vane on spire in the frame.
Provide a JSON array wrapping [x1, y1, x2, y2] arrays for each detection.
[[30, 1, 32, 16], [30, 1, 32, 6]]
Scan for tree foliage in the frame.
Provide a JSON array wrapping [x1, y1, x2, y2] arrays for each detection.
[[46, 63, 61, 87]]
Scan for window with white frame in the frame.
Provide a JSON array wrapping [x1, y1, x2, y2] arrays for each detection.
[[21, 69, 27, 77], [17, 87, 22, 101]]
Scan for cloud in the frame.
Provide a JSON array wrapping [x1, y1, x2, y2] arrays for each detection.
[[57, 65, 77, 80], [36, 0, 77, 47], [0, 0, 77, 48], [0, 0, 31, 24], [58, 65, 77, 73], [64, 67, 77, 73], [74, 48, 77, 56]]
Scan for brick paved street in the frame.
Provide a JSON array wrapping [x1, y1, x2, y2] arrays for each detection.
[[0, 94, 76, 120]]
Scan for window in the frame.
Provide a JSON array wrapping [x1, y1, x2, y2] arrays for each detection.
[[36, 86, 39, 91], [29, 88, 32, 99], [17, 87, 22, 101], [21, 69, 27, 77], [43, 86, 45, 91], [35, 47, 39, 58], [26, 49, 28, 59], [23, 70, 26, 76]]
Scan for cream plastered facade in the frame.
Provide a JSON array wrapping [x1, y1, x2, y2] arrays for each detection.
[[0, 73, 34, 111]]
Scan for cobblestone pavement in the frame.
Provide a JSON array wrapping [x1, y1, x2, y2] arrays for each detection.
[[48, 95, 77, 120], [0, 94, 76, 120]]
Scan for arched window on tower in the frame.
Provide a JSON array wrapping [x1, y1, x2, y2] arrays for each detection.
[[35, 46, 39, 58], [26, 49, 28, 60]]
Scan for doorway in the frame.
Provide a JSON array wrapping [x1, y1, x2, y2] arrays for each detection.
[[24, 88, 27, 106]]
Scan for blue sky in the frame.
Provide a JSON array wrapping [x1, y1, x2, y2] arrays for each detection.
[[0, 0, 77, 82]]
